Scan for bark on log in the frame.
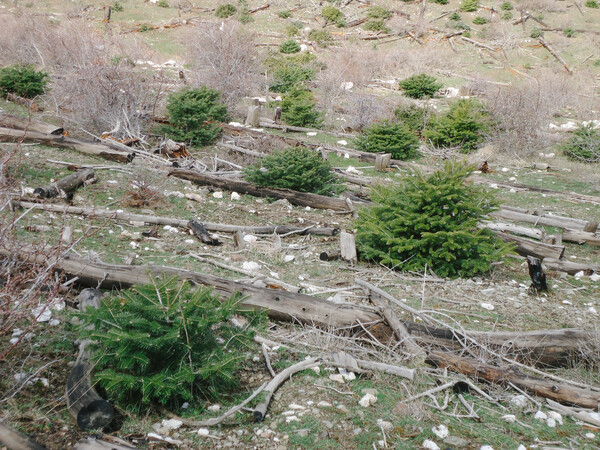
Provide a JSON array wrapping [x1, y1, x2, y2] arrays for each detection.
[[0, 113, 63, 135], [2, 246, 381, 328], [539, 37, 573, 74], [0, 421, 47, 450], [14, 201, 339, 236], [480, 221, 543, 240], [492, 208, 594, 232], [405, 322, 593, 367], [491, 231, 565, 260], [6, 93, 43, 112], [562, 229, 600, 246], [188, 220, 221, 246], [168, 169, 353, 212], [0, 128, 134, 163], [426, 350, 600, 409], [257, 121, 355, 138], [34, 168, 95, 199], [319, 250, 341, 261]]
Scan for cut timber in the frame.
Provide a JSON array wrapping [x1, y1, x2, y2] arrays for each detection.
[[74, 437, 136, 450], [562, 229, 600, 247], [538, 37, 573, 74], [0, 113, 63, 135], [6, 93, 43, 111], [14, 201, 339, 236], [319, 250, 341, 261], [2, 246, 382, 328], [480, 222, 543, 240], [169, 169, 353, 212], [492, 208, 594, 232], [375, 153, 392, 171], [406, 323, 596, 367], [245, 105, 260, 127], [0, 421, 46, 450], [491, 231, 565, 260], [340, 231, 357, 263], [543, 258, 600, 276], [188, 220, 221, 246], [426, 350, 600, 409], [0, 128, 133, 163], [258, 121, 355, 138], [34, 168, 95, 199]]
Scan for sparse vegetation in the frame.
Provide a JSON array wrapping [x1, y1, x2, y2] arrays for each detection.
[[75, 276, 265, 409], [245, 148, 343, 195], [363, 19, 390, 33], [449, 12, 462, 20], [215, 3, 237, 18], [431, 0, 449, 4], [157, 0, 169, 7], [501, 1, 513, 10], [355, 121, 421, 160], [473, 16, 488, 24], [562, 125, 600, 163], [277, 9, 292, 18], [423, 99, 490, 152], [308, 29, 333, 46], [585, 0, 599, 7], [280, 39, 301, 54], [563, 27, 575, 38], [367, 5, 392, 19], [281, 85, 323, 127], [460, 0, 479, 11], [321, 6, 343, 24], [267, 53, 317, 93], [112, 1, 124, 12], [163, 87, 229, 146], [394, 104, 432, 134], [530, 28, 543, 38], [0, 64, 48, 98], [398, 74, 443, 99], [356, 160, 512, 278]]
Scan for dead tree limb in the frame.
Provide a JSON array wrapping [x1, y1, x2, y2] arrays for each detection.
[[426, 350, 600, 409], [538, 37, 573, 74], [0, 421, 47, 450], [491, 231, 565, 260], [0, 113, 63, 135]]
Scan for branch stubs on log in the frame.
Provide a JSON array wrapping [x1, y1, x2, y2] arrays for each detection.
[[34, 168, 95, 199]]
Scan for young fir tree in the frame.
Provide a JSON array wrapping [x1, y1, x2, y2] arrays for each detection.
[[355, 160, 513, 278], [355, 121, 421, 160], [281, 85, 323, 127], [74, 276, 265, 410]]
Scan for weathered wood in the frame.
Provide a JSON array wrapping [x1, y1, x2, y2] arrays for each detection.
[[0, 421, 47, 450], [491, 231, 565, 260], [273, 107, 282, 123], [492, 208, 593, 231], [6, 93, 43, 111], [0, 113, 63, 135], [2, 246, 382, 328], [527, 256, 548, 293], [0, 128, 134, 163], [245, 105, 260, 127], [14, 201, 339, 236], [562, 229, 600, 246], [539, 37, 573, 74], [340, 231, 357, 263], [319, 250, 341, 261], [188, 220, 221, 246], [480, 222, 543, 240], [375, 153, 392, 171], [34, 168, 95, 199], [426, 350, 600, 409], [543, 258, 600, 276], [169, 169, 353, 212], [258, 121, 355, 138], [74, 436, 136, 450], [103, 5, 111, 23]]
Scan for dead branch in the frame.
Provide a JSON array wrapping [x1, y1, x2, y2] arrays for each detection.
[[538, 37, 573, 74]]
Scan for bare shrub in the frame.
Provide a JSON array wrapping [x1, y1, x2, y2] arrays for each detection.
[[483, 71, 575, 155], [123, 165, 168, 209], [343, 93, 395, 131], [184, 21, 260, 110]]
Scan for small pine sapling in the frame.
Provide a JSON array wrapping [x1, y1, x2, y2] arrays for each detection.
[[355, 121, 421, 160], [281, 85, 323, 127], [561, 125, 600, 163], [0, 64, 48, 99], [398, 74, 443, 99]]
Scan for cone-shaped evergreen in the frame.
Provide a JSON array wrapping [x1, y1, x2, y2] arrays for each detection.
[[355, 160, 513, 278], [74, 276, 265, 410]]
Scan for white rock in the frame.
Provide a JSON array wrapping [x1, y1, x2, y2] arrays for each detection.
[[31, 377, 49, 387], [160, 418, 183, 431], [546, 417, 556, 428], [243, 234, 258, 243], [197, 428, 210, 436], [185, 239, 195, 244], [317, 401, 332, 407], [510, 395, 528, 408], [242, 261, 261, 272], [562, 300, 572, 305], [432, 424, 448, 439], [339, 82, 354, 91], [329, 374, 345, 383], [560, 121, 577, 131], [49, 318, 60, 326], [129, 241, 139, 249], [489, 183, 498, 189], [517, 445, 527, 450], [281, 410, 295, 416], [337, 140, 348, 146], [164, 190, 185, 198], [208, 404, 221, 411], [284, 255, 295, 263], [590, 273, 600, 282], [590, 412, 600, 420], [51, 299, 66, 311], [344, 153, 350, 159], [585, 432, 596, 439], [289, 403, 305, 410], [14, 372, 27, 382], [534, 410, 548, 420], [270, 271, 280, 279], [358, 393, 377, 407], [229, 122, 243, 127], [307, 132, 317, 136], [589, 307, 598, 314], [181, 402, 189, 409], [185, 192, 204, 203], [32, 305, 52, 322], [422, 440, 440, 450], [501, 167, 509, 172], [501, 414, 516, 423], [285, 416, 299, 423], [231, 192, 241, 200], [574, 270, 585, 279], [480, 446, 494, 450], [547, 411, 562, 425], [212, 191, 223, 199], [300, 44, 308, 52], [311, 366, 320, 375], [480, 303, 495, 311]]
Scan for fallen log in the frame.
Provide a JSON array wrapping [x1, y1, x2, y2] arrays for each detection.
[[0, 113, 64, 135], [14, 201, 339, 236], [0, 128, 134, 163], [1, 246, 381, 328], [527, 256, 548, 293], [6, 93, 43, 112], [258, 121, 355, 138], [426, 350, 600, 409], [188, 219, 221, 246], [479, 221, 544, 240], [492, 208, 596, 232], [0, 421, 47, 450], [168, 169, 354, 212], [491, 231, 565, 260], [543, 258, 600, 276], [34, 168, 95, 199], [562, 229, 600, 247]]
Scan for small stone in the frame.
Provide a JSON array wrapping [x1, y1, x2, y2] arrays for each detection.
[[243, 234, 258, 243], [285, 416, 299, 423], [362, 388, 379, 396], [329, 374, 345, 383], [443, 436, 469, 448], [284, 255, 295, 263], [480, 446, 494, 450], [322, 420, 334, 429], [546, 418, 556, 428], [501, 414, 516, 423], [517, 445, 527, 450], [422, 440, 440, 450], [377, 420, 393, 432], [311, 366, 320, 375], [590, 273, 600, 282], [585, 432, 596, 439], [358, 393, 377, 407], [432, 424, 449, 439], [197, 428, 210, 436], [534, 410, 548, 420], [242, 261, 261, 272], [212, 191, 223, 199], [510, 395, 528, 408], [231, 192, 241, 200], [353, 428, 362, 435], [317, 401, 332, 408], [337, 140, 348, 146], [32, 305, 52, 322], [208, 404, 221, 412], [289, 403, 305, 410], [588, 307, 598, 314], [307, 132, 317, 136], [547, 411, 562, 425], [480, 302, 494, 311]]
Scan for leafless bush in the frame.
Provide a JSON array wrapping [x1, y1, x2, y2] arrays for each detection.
[[123, 164, 167, 209], [343, 93, 395, 132], [483, 72, 575, 155], [184, 21, 261, 110]]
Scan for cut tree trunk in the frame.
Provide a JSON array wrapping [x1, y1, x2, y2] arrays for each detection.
[[0, 421, 47, 450], [563, 229, 600, 246], [426, 350, 600, 409], [34, 168, 95, 199], [491, 231, 565, 260], [14, 201, 339, 236], [491, 208, 595, 232], [0, 128, 134, 163], [543, 258, 600, 276], [168, 169, 354, 212], [0, 113, 63, 135], [6, 93, 43, 112], [188, 220, 221, 246], [2, 245, 381, 328], [480, 222, 544, 240]]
